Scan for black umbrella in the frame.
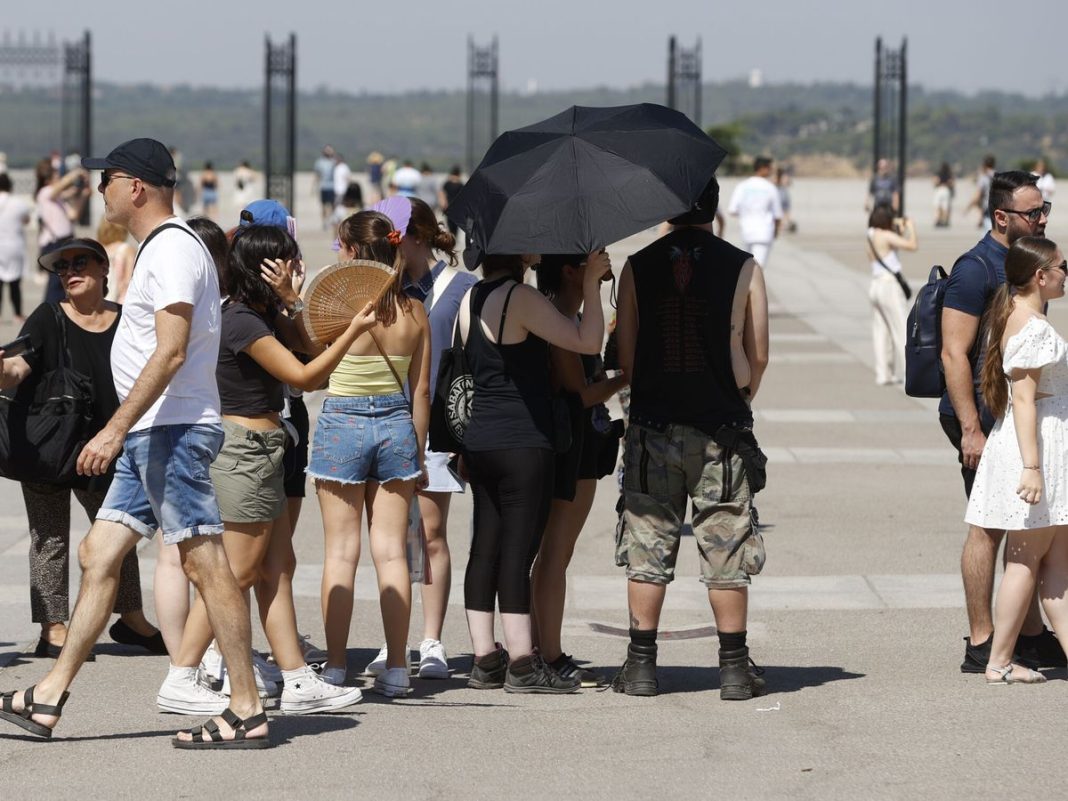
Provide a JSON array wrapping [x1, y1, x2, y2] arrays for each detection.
[[446, 103, 726, 259]]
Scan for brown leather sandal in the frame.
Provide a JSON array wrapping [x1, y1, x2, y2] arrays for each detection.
[[0, 685, 70, 739], [172, 707, 272, 750]]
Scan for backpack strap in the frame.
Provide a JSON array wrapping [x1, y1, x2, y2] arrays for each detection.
[[134, 221, 207, 269]]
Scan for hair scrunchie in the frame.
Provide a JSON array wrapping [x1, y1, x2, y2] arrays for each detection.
[[386, 230, 402, 245]]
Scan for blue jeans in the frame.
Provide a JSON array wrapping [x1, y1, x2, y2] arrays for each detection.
[[308, 394, 420, 485], [96, 424, 225, 545]]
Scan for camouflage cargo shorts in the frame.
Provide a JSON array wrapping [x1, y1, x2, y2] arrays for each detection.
[[615, 423, 765, 588]]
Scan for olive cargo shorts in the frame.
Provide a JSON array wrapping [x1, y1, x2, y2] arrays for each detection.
[[616, 423, 765, 588]]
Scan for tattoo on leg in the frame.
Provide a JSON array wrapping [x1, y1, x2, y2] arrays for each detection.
[[629, 608, 640, 629]]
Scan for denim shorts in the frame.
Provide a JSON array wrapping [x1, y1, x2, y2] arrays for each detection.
[[308, 394, 421, 485], [96, 424, 225, 545]]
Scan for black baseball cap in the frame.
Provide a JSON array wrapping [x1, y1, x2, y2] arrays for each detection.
[[82, 138, 177, 188]]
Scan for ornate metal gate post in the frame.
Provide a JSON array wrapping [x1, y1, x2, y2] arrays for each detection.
[[873, 37, 908, 214], [265, 33, 297, 213], [667, 36, 702, 126], [466, 36, 499, 172]]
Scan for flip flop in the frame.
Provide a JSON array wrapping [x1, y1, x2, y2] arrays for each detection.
[[172, 708, 271, 750], [0, 686, 69, 739]]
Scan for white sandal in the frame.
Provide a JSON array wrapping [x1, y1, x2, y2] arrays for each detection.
[[986, 663, 1047, 685]]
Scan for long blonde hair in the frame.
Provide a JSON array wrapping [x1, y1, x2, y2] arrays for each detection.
[[979, 236, 1060, 418]]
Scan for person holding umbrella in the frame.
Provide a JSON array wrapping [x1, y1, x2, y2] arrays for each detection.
[[458, 249, 610, 693], [612, 177, 771, 700]]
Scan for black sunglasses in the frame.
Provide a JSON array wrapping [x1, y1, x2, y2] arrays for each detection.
[[1000, 201, 1052, 224], [48, 254, 95, 275], [99, 172, 137, 189]]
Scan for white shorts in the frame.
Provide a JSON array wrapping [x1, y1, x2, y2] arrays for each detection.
[[423, 448, 465, 494]]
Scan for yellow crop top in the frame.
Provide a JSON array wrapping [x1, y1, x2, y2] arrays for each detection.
[[328, 355, 411, 397]]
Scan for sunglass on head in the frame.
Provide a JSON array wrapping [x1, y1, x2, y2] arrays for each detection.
[[48, 254, 95, 275], [1001, 201, 1052, 224]]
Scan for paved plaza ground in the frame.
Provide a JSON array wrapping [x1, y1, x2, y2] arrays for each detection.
[[0, 177, 1066, 799]]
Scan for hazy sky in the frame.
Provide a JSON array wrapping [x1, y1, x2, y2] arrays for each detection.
[[3, 0, 1065, 96]]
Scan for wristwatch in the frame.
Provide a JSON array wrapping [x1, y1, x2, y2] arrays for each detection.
[[286, 299, 305, 318]]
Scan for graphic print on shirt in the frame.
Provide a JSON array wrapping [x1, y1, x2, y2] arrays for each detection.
[[658, 246, 707, 374]]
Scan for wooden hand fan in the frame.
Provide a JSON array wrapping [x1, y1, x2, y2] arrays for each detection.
[[301, 259, 397, 347]]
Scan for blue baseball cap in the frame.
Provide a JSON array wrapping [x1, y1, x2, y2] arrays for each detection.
[[240, 199, 296, 238]]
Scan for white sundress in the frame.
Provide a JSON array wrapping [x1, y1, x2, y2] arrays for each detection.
[[966, 316, 1068, 530]]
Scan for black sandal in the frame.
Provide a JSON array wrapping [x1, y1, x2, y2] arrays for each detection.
[[172, 707, 271, 750], [0, 686, 70, 739]]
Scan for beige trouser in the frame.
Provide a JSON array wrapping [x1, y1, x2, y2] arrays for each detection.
[[869, 272, 908, 384]]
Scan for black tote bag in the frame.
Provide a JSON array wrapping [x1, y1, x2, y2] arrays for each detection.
[[429, 321, 474, 454], [0, 304, 95, 484]]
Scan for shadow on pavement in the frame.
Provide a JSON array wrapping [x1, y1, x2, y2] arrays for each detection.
[[264, 713, 359, 745], [656, 664, 865, 695]]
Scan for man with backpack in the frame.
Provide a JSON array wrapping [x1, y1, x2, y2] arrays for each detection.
[[939, 169, 1064, 673]]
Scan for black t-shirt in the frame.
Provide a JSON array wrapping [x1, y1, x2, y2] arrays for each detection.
[[442, 179, 464, 207], [217, 301, 284, 416], [20, 302, 121, 434]]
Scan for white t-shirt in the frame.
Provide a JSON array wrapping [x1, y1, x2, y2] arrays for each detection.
[[333, 162, 352, 197], [111, 218, 221, 432], [728, 176, 783, 245]]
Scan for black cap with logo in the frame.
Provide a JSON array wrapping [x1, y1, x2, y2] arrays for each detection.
[[82, 138, 177, 188]]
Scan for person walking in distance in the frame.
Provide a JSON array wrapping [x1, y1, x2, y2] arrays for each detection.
[[727, 156, 783, 269], [940, 170, 1065, 674], [0, 139, 269, 748], [612, 177, 770, 699]]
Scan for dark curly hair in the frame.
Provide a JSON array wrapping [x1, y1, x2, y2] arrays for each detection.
[[227, 224, 299, 310]]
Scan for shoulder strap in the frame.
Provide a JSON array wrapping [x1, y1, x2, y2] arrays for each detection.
[[867, 234, 897, 275], [497, 282, 520, 342], [134, 222, 203, 269], [50, 303, 72, 368], [367, 331, 411, 411], [426, 264, 459, 312]]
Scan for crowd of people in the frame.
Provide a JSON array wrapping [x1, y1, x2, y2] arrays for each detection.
[[0, 137, 770, 748]]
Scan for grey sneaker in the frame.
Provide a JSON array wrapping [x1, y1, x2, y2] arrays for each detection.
[[468, 644, 508, 689], [504, 653, 580, 694]]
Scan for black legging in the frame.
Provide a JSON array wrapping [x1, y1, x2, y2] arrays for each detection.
[[1, 279, 21, 317], [464, 447, 554, 614]]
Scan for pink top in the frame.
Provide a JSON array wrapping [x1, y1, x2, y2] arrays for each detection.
[[36, 185, 73, 247]]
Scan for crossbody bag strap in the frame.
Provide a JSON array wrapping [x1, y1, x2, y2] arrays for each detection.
[[368, 331, 411, 413], [425, 263, 459, 312], [867, 234, 898, 276]]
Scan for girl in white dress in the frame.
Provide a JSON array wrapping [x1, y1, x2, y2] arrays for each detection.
[[965, 236, 1068, 683]]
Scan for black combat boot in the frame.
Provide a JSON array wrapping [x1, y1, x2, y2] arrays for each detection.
[[718, 646, 767, 701], [468, 643, 509, 689], [610, 642, 658, 697]]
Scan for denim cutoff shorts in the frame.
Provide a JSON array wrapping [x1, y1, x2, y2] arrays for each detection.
[[96, 424, 225, 545], [308, 394, 421, 485]]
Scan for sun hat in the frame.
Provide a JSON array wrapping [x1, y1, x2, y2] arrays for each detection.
[[38, 238, 110, 273]]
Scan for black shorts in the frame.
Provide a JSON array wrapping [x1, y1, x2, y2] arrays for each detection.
[[320, 188, 336, 207], [939, 413, 993, 500], [283, 395, 310, 498]]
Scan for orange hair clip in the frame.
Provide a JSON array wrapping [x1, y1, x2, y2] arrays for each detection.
[[387, 230, 402, 245]]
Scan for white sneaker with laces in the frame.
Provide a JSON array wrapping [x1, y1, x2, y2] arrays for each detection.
[[373, 667, 412, 698], [418, 638, 450, 679], [199, 641, 224, 684], [320, 666, 347, 686], [218, 659, 281, 699], [280, 666, 362, 713], [157, 665, 230, 715]]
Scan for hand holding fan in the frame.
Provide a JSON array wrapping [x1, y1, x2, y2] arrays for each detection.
[[301, 260, 397, 347]]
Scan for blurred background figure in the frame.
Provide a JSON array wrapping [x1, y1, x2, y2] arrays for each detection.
[[439, 165, 465, 238], [35, 157, 91, 304], [866, 157, 900, 214], [728, 156, 783, 268], [416, 163, 438, 211], [0, 173, 32, 323], [391, 160, 421, 198], [367, 151, 385, 203], [314, 145, 337, 229], [775, 166, 796, 234], [934, 162, 955, 228], [1033, 158, 1056, 202], [332, 152, 352, 215], [233, 159, 259, 208], [966, 154, 996, 231], [199, 161, 219, 219], [170, 147, 197, 215], [866, 207, 917, 386], [96, 219, 136, 303]]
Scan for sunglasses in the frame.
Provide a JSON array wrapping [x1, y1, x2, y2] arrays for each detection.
[[1053, 261, 1068, 275], [48, 254, 96, 275], [1000, 201, 1052, 224], [99, 172, 137, 189]]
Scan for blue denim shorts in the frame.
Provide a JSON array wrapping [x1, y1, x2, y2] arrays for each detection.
[[308, 394, 421, 485], [96, 424, 225, 545]]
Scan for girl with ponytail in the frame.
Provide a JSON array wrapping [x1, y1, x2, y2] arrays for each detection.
[[965, 236, 1068, 684]]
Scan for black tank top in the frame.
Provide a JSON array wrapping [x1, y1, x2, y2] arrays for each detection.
[[462, 278, 553, 452], [629, 227, 753, 433]]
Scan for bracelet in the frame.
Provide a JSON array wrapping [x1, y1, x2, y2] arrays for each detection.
[[1023, 465, 1041, 471]]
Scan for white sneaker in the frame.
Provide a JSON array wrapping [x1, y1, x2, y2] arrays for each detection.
[[157, 666, 229, 715], [418, 638, 450, 679], [280, 666, 362, 714], [373, 667, 411, 698], [364, 644, 390, 676], [219, 659, 280, 699], [320, 666, 347, 686], [199, 641, 224, 684]]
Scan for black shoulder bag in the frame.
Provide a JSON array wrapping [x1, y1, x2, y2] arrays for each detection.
[[0, 304, 95, 484], [429, 292, 476, 454]]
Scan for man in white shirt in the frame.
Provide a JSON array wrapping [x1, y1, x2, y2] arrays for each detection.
[[332, 153, 352, 209], [727, 156, 783, 268], [391, 160, 422, 198], [0, 139, 269, 749]]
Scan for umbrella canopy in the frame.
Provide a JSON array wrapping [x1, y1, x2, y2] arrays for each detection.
[[446, 103, 726, 259]]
